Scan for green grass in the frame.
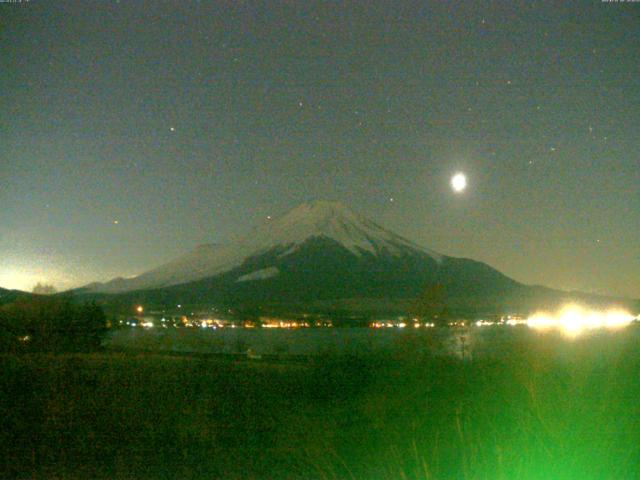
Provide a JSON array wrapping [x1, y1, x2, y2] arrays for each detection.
[[1, 327, 640, 479]]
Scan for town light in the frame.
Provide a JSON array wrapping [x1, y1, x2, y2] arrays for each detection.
[[527, 304, 635, 337]]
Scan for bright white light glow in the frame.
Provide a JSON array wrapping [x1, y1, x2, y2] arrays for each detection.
[[527, 304, 635, 337], [475, 320, 494, 327], [451, 173, 467, 192]]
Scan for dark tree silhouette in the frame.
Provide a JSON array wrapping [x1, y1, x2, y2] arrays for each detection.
[[411, 283, 449, 324], [32, 282, 57, 295], [0, 297, 107, 352]]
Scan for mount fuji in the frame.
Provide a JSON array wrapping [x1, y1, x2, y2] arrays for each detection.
[[80, 201, 634, 315], [85, 201, 447, 294]]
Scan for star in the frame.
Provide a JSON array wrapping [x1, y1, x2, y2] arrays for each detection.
[[169, 127, 176, 132], [113, 220, 119, 225]]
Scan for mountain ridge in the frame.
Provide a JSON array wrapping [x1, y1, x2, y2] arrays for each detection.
[[75, 201, 639, 315]]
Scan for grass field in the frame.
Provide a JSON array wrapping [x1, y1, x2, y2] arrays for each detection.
[[2, 327, 640, 479]]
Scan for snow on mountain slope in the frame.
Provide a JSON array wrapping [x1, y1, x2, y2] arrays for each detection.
[[84, 201, 443, 293], [236, 267, 280, 283], [89, 244, 245, 293], [128, 243, 245, 287]]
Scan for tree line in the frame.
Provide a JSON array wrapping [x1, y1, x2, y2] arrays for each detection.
[[0, 296, 107, 353]]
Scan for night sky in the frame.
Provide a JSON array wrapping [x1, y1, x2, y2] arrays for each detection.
[[1, 1, 638, 298]]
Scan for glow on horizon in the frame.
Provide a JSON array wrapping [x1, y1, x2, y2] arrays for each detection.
[[0, 264, 89, 292], [0, 267, 50, 292], [0, 260, 140, 292], [527, 304, 636, 337]]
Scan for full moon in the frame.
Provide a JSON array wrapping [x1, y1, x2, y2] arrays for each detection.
[[451, 172, 467, 193]]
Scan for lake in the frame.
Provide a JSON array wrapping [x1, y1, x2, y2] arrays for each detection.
[[105, 324, 639, 359]]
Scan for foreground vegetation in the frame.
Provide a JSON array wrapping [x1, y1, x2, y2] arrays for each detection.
[[1, 328, 639, 479], [0, 296, 106, 353]]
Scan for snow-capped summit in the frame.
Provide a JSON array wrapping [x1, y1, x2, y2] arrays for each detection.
[[245, 200, 442, 259]]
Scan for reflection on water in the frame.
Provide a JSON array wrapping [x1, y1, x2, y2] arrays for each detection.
[[105, 323, 640, 359]]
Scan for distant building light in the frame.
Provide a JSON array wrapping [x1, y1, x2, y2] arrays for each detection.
[[475, 320, 494, 327]]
